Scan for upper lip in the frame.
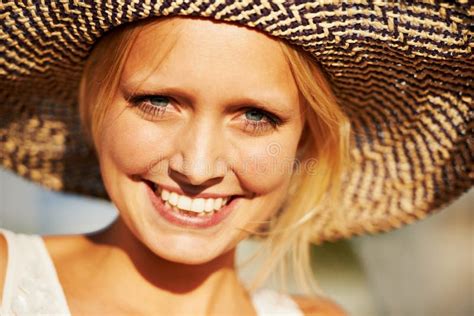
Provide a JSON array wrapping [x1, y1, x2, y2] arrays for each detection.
[[145, 180, 239, 199]]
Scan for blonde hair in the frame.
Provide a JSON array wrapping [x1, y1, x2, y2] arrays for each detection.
[[79, 18, 351, 295], [251, 42, 351, 294]]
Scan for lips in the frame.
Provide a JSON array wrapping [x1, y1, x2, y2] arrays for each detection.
[[144, 180, 240, 228]]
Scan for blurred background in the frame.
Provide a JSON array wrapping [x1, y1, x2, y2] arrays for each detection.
[[1, 168, 472, 315]]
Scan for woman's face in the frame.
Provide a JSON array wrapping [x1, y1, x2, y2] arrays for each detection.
[[96, 18, 305, 264]]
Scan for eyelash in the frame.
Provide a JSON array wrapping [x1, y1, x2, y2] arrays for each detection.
[[128, 94, 283, 134], [128, 95, 169, 118]]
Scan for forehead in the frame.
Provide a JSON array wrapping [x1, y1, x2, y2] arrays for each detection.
[[122, 18, 298, 98]]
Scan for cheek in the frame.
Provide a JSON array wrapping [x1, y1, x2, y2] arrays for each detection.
[[98, 112, 174, 176], [232, 137, 298, 194]]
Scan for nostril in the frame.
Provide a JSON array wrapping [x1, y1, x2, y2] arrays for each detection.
[[168, 165, 226, 188]]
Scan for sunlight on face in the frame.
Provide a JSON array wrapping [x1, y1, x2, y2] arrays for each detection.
[[97, 18, 305, 264]]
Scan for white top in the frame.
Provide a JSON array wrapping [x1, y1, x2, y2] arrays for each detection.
[[0, 229, 303, 315]]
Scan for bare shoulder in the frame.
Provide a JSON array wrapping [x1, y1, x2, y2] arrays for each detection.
[[292, 294, 347, 316], [43, 234, 88, 257], [0, 232, 8, 304], [42, 233, 95, 267]]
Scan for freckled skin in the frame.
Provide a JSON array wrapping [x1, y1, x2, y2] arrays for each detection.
[[97, 18, 305, 265]]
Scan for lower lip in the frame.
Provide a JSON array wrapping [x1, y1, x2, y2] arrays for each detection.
[[146, 183, 239, 229]]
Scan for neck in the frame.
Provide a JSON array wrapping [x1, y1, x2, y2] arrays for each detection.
[[84, 218, 251, 314]]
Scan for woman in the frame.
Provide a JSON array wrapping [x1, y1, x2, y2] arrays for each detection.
[[0, 1, 472, 315]]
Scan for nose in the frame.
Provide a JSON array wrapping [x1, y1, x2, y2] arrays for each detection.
[[168, 118, 228, 187]]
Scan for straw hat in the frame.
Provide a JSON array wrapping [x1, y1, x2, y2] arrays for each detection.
[[1, 1, 472, 242]]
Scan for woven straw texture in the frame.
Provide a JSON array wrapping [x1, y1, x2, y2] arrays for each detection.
[[1, 1, 473, 242]]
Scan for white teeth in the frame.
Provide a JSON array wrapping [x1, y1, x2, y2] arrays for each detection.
[[169, 192, 179, 205], [161, 189, 170, 201], [156, 187, 231, 214], [177, 196, 192, 211], [190, 198, 206, 213], [205, 199, 215, 212], [213, 198, 223, 210]]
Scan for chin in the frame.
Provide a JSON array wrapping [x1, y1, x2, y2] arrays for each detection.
[[143, 231, 235, 265], [160, 250, 224, 266]]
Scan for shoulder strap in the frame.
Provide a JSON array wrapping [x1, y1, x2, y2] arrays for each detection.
[[0, 229, 16, 313], [251, 288, 304, 316], [0, 229, 70, 315]]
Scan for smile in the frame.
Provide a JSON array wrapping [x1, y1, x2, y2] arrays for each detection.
[[145, 181, 240, 228], [154, 183, 233, 215]]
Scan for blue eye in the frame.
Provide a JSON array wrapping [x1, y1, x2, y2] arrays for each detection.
[[242, 107, 282, 135], [148, 96, 170, 107], [128, 94, 283, 134], [245, 109, 265, 121]]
